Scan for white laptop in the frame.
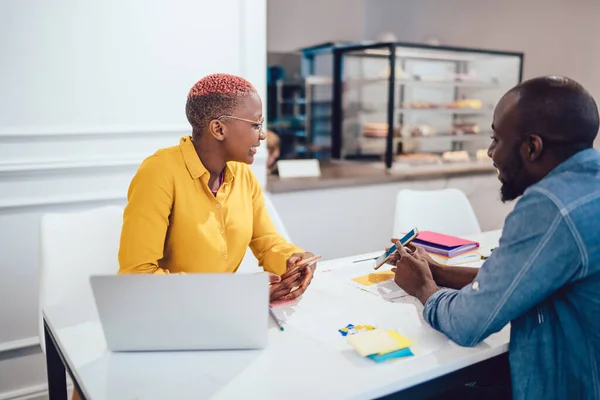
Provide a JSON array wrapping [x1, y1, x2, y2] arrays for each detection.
[[89, 273, 269, 352]]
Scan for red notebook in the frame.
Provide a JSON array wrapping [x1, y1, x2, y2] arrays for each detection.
[[412, 231, 480, 257]]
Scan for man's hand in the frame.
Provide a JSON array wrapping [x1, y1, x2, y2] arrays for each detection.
[[387, 239, 438, 268], [392, 244, 440, 305], [269, 252, 316, 302]]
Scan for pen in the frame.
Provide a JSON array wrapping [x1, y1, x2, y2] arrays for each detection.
[[352, 257, 377, 263], [269, 308, 284, 331], [480, 247, 498, 260]]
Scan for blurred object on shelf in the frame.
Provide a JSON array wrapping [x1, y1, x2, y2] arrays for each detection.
[[453, 71, 478, 81], [403, 102, 440, 109], [401, 124, 437, 137], [362, 122, 401, 138], [452, 123, 480, 135], [266, 130, 281, 175], [445, 99, 483, 109], [476, 149, 492, 162], [396, 153, 442, 165], [442, 151, 471, 163], [415, 75, 448, 82], [381, 65, 409, 79]]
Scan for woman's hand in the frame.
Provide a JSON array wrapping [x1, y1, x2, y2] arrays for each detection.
[[268, 271, 302, 301], [269, 252, 316, 302]]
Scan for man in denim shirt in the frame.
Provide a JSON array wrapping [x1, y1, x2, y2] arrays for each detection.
[[393, 76, 600, 399]]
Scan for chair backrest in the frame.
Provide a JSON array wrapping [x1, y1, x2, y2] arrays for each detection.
[[264, 192, 291, 242], [237, 193, 291, 274], [38, 205, 123, 352], [393, 188, 481, 238]]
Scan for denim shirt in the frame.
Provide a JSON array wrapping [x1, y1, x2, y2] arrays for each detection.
[[424, 149, 600, 400]]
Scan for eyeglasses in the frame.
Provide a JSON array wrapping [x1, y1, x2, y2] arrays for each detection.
[[217, 115, 265, 138]]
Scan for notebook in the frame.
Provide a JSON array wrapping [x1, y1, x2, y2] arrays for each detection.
[[429, 251, 482, 266], [413, 231, 479, 257]]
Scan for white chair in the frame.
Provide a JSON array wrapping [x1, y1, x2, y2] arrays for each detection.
[[237, 193, 291, 273], [264, 192, 291, 242], [393, 188, 481, 238], [38, 205, 123, 353]]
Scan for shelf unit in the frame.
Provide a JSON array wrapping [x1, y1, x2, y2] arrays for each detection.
[[266, 72, 333, 159], [344, 77, 501, 89], [330, 42, 524, 168]]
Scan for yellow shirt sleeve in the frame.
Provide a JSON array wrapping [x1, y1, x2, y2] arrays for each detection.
[[247, 170, 304, 276], [118, 155, 172, 275]]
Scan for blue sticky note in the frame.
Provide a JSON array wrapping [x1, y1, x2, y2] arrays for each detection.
[[367, 348, 414, 363], [338, 324, 355, 336]]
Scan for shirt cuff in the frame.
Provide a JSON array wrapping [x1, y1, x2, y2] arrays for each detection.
[[263, 245, 305, 275], [423, 287, 457, 327]]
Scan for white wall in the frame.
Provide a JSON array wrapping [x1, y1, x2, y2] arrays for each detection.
[[0, 0, 266, 398], [267, 0, 365, 51], [364, 0, 600, 99]]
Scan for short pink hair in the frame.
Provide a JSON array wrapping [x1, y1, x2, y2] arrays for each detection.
[[186, 74, 256, 134], [188, 74, 255, 98]]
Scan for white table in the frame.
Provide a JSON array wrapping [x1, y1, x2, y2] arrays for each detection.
[[43, 230, 507, 400]]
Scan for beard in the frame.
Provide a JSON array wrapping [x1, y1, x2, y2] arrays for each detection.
[[500, 175, 525, 203], [499, 148, 532, 203]]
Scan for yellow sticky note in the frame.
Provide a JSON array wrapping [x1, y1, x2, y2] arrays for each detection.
[[347, 329, 400, 357], [384, 330, 412, 354], [352, 271, 395, 286]]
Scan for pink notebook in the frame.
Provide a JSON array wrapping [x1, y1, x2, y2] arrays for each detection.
[[413, 231, 480, 257]]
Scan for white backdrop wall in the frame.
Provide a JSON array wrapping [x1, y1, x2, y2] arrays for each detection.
[[267, 0, 365, 52], [0, 0, 267, 398]]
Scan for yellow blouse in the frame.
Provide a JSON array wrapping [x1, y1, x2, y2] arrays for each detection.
[[118, 136, 303, 276]]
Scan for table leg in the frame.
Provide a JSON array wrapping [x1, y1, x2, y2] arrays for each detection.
[[45, 320, 68, 400]]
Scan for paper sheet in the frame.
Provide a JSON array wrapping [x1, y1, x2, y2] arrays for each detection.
[[271, 288, 421, 352], [276, 260, 451, 358], [333, 262, 451, 357], [345, 266, 426, 314], [351, 271, 395, 286]]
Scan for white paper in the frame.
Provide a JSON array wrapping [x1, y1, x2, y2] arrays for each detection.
[[277, 159, 321, 178]]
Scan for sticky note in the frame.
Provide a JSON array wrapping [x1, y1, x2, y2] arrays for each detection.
[[338, 324, 376, 336], [351, 271, 395, 286], [368, 348, 414, 363], [386, 330, 412, 351], [346, 329, 400, 357]]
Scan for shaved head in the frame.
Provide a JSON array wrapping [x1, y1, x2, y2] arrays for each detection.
[[509, 76, 598, 154]]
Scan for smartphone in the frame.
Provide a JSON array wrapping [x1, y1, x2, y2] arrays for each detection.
[[374, 228, 419, 270]]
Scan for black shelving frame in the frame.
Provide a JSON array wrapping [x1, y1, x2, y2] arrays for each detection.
[[330, 42, 525, 169]]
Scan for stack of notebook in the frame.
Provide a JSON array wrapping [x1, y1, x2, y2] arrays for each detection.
[[412, 231, 480, 266], [346, 329, 414, 363]]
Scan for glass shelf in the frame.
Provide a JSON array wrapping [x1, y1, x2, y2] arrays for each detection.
[[330, 42, 523, 168]]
